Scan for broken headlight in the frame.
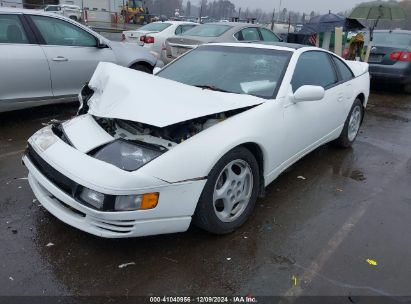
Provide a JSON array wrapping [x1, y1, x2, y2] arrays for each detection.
[[93, 140, 164, 172]]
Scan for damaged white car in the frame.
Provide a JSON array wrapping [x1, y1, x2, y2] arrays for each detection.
[[23, 43, 370, 238]]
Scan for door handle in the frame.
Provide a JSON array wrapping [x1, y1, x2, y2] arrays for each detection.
[[338, 93, 344, 102], [52, 56, 68, 62]]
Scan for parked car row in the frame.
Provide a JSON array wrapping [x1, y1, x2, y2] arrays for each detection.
[[122, 21, 282, 64], [0, 7, 161, 112]]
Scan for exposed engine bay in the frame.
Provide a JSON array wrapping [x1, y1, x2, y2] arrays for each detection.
[[94, 111, 236, 149], [77, 83, 252, 150]]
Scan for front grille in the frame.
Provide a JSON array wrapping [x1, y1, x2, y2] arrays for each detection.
[[27, 144, 78, 196]]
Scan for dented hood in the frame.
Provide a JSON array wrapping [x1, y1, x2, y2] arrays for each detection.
[[87, 62, 264, 128]]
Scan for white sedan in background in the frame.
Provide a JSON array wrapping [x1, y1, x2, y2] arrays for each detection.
[[23, 43, 370, 238], [122, 21, 198, 58]]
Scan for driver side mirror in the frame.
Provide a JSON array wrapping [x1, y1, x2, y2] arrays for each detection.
[[293, 85, 325, 102], [96, 38, 108, 49]]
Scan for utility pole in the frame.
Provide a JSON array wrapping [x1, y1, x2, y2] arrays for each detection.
[[277, 0, 282, 22], [270, 8, 275, 31]]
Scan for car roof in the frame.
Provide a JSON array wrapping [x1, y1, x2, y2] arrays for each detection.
[[203, 22, 265, 28], [374, 29, 411, 34], [152, 20, 197, 25]]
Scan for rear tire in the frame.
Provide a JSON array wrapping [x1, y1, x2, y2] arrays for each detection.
[[334, 98, 364, 148], [130, 63, 152, 74], [193, 147, 260, 235]]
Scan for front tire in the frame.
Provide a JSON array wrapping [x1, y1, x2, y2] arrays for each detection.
[[193, 147, 260, 234], [334, 98, 364, 148]]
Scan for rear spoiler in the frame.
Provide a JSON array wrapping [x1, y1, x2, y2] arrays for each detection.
[[345, 61, 369, 77]]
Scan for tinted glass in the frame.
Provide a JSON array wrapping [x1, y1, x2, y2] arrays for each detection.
[[237, 27, 260, 41], [139, 22, 171, 32], [174, 25, 183, 35], [372, 32, 411, 47], [181, 24, 197, 33], [182, 24, 231, 37], [332, 56, 353, 82], [260, 28, 280, 42], [0, 14, 29, 44], [158, 45, 291, 99], [45, 6, 60, 11], [31, 15, 96, 47], [291, 51, 337, 92]]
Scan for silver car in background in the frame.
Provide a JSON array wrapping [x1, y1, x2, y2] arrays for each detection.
[[161, 22, 282, 64], [0, 7, 160, 112]]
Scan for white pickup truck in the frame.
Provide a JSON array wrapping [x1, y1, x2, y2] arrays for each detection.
[[44, 4, 81, 21]]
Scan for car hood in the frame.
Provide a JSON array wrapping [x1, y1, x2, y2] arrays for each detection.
[[86, 62, 265, 128]]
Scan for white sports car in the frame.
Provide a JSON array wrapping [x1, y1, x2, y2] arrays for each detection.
[[23, 43, 370, 238]]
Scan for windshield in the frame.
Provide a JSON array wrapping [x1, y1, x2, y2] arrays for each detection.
[[182, 24, 231, 37], [139, 23, 171, 32], [368, 32, 411, 47], [157, 45, 291, 99]]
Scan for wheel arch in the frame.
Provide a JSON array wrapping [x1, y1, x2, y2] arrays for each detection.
[[237, 142, 266, 198], [128, 60, 154, 72]]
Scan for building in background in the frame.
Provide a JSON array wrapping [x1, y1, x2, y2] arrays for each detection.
[[0, 0, 23, 8]]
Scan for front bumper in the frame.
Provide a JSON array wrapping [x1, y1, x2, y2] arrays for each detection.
[[369, 62, 411, 84], [23, 139, 206, 238]]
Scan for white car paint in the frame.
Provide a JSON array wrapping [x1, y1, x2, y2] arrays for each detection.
[[87, 62, 263, 128], [122, 21, 198, 58], [23, 43, 370, 238]]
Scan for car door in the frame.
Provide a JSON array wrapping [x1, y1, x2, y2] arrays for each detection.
[[0, 13, 52, 109], [284, 51, 343, 159], [28, 14, 116, 97]]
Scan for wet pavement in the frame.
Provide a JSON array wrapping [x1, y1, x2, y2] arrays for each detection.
[[0, 88, 410, 300]]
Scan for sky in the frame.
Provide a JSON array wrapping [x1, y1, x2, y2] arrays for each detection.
[[189, 0, 375, 14]]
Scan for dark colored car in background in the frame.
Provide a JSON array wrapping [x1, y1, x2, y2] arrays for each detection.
[[368, 30, 411, 91]]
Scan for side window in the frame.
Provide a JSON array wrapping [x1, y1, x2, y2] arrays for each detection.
[[291, 51, 338, 92], [181, 25, 196, 34], [235, 27, 261, 41], [332, 56, 354, 82], [174, 25, 183, 35], [259, 28, 280, 42], [31, 15, 96, 47], [0, 14, 29, 44]]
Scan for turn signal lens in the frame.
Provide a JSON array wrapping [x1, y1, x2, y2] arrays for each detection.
[[140, 193, 159, 210]]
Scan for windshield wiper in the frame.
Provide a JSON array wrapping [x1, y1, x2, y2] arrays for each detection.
[[194, 85, 235, 94]]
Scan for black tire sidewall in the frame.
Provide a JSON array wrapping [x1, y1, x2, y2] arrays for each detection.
[[336, 98, 363, 148], [193, 147, 260, 234]]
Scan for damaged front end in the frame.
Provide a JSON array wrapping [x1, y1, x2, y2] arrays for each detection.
[[67, 83, 255, 173]]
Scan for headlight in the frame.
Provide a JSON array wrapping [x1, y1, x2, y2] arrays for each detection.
[[93, 140, 164, 171], [79, 187, 105, 209], [78, 187, 159, 211]]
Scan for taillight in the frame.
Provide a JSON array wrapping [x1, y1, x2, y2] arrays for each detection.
[[390, 51, 411, 61], [140, 36, 154, 44], [121, 33, 126, 41], [145, 36, 155, 44]]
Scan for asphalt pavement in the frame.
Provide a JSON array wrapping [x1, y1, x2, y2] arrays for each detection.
[[0, 86, 410, 301]]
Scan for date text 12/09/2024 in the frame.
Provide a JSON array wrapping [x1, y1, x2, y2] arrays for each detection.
[[149, 296, 258, 303]]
